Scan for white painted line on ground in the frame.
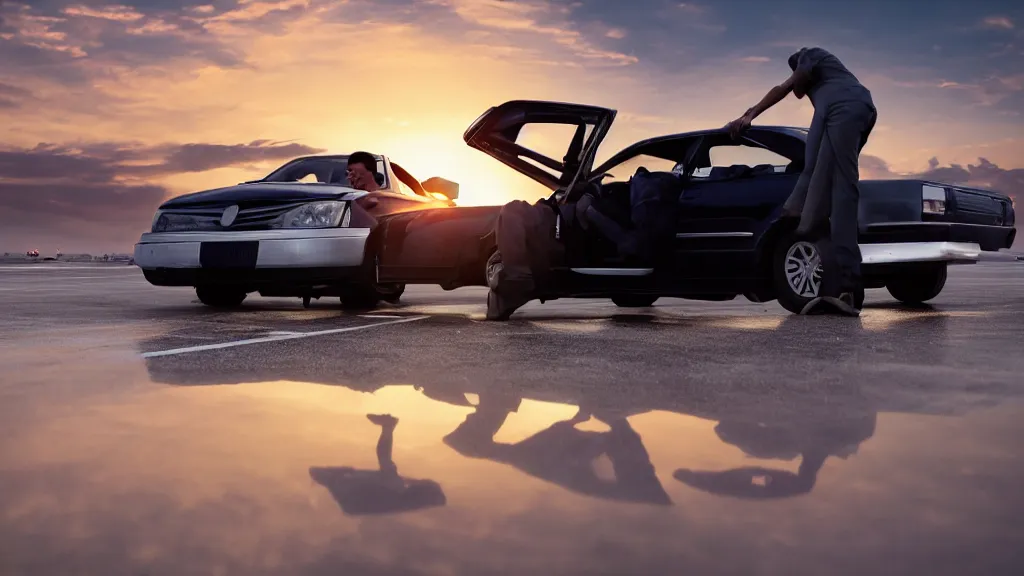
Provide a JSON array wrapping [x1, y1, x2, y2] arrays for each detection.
[[141, 315, 429, 358]]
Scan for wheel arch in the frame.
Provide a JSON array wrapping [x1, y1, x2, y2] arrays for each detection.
[[746, 216, 798, 302]]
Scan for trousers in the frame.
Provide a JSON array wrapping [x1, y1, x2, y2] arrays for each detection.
[[489, 200, 563, 298], [783, 99, 877, 296]]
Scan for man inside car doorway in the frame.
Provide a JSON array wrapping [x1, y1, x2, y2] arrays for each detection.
[[726, 47, 877, 317], [346, 151, 381, 193]]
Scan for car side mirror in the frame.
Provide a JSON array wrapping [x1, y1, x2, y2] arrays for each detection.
[[422, 177, 459, 200]]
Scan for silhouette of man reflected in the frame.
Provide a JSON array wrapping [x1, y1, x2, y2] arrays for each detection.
[[310, 414, 446, 515], [674, 408, 876, 499], [443, 392, 671, 505]]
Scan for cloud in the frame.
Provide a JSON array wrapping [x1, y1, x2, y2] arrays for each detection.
[[932, 73, 1024, 107], [62, 4, 146, 22], [0, 0, 289, 83], [0, 138, 326, 250], [0, 81, 32, 108], [433, 0, 639, 66], [154, 140, 328, 174], [981, 16, 1014, 30], [862, 155, 1023, 205], [0, 139, 326, 181], [739, 56, 771, 63]]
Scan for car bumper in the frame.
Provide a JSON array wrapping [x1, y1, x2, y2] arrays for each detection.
[[864, 222, 1016, 251], [134, 228, 371, 287], [135, 228, 370, 269], [860, 242, 982, 265]]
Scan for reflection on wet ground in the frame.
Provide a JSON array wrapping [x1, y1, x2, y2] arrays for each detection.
[[2, 266, 1024, 575], [3, 376, 1022, 576]]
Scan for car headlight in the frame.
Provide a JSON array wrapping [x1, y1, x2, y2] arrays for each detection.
[[151, 211, 207, 232], [922, 185, 946, 215], [274, 201, 349, 229]]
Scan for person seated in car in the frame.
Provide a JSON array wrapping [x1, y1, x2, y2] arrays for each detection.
[[345, 151, 380, 192]]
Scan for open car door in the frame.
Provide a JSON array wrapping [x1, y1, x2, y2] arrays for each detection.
[[463, 100, 617, 201]]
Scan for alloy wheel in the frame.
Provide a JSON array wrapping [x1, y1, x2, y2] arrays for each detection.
[[784, 241, 822, 298]]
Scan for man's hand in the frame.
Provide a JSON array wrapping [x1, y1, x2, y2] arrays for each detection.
[[725, 114, 752, 140]]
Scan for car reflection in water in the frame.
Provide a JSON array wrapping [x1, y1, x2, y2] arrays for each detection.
[[139, 307, 1010, 507], [309, 414, 446, 516]]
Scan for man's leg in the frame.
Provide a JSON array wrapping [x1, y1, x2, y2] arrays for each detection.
[[487, 201, 537, 320], [825, 101, 875, 300], [784, 108, 825, 218], [366, 414, 400, 478], [793, 125, 839, 315]]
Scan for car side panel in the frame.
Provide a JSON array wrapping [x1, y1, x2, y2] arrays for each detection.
[[376, 206, 501, 285], [674, 173, 796, 281]]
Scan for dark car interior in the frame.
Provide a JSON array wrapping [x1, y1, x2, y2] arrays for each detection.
[[562, 133, 803, 269], [262, 157, 387, 189]]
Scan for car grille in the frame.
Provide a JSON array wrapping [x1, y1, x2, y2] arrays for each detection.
[[953, 189, 1008, 225], [158, 201, 307, 232]]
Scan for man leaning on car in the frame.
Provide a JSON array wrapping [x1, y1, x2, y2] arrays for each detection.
[[346, 151, 381, 192], [726, 46, 877, 317]]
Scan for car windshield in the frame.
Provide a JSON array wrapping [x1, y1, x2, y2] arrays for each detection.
[[260, 156, 386, 187]]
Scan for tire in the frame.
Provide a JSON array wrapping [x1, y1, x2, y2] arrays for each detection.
[[340, 283, 382, 310], [886, 264, 947, 305], [612, 295, 658, 308], [376, 283, 406, 304], [772, 233, 864, 314], [195, 286, 247, 308]]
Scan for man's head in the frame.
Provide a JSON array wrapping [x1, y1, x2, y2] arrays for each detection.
[[787, 48, 805, 72], [346, 151, 379, 191]]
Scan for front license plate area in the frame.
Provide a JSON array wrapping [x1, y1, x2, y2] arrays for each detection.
[[200, 241, 259, 268]]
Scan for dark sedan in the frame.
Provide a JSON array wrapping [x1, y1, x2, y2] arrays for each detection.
[[373, 100, 1016, 314]]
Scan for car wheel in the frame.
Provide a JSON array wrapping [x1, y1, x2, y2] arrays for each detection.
[[195, 286, 247, 308], [886, 264, 947, 305], [612, 295, 658, 307], [376, 283, 406, 304], [772, 233, 863, 314], [340, 283, 382, 310]]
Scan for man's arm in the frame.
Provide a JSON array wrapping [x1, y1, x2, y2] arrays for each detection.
[[726, 47, 823, 139], [743, 74, 797, 121], [726, 74, 796, 139]]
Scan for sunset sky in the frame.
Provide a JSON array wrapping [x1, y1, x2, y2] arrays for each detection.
[[1, 0, 1022, 252]]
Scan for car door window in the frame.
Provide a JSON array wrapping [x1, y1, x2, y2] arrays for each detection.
[[601, 154, 680, 182], [712, 144, 789, 169], [371, 159, 388, 189]]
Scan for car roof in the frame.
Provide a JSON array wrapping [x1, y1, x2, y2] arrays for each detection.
[[627, 125, 808, 147], [593, 125, 809, 174]]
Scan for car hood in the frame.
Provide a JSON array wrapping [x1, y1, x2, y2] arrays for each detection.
[[160, 182, 366, 209]]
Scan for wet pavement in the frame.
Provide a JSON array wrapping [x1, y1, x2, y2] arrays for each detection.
[[1, 263, 1023, 575]]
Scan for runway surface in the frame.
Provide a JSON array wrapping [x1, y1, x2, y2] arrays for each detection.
[[1, 263, 1023, 575]]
